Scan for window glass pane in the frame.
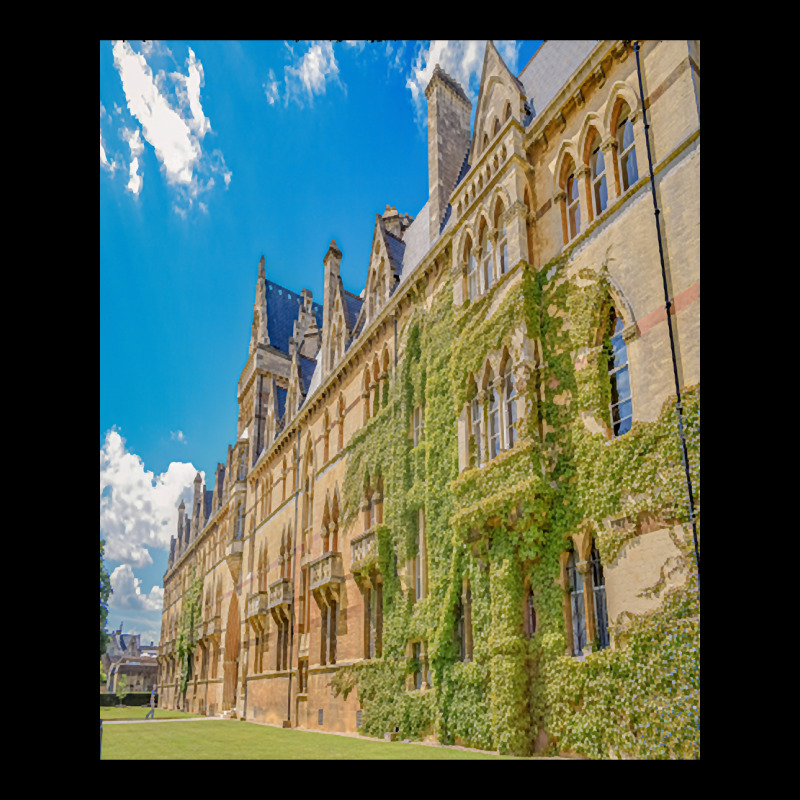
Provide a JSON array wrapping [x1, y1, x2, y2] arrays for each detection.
[[613, 364, 630, 399], [593, 146, 604, 177], [622, 118, 635, 150], [625, 151, 638, 187], [569, 174, 579, 202], [595, 176, 607, 214]]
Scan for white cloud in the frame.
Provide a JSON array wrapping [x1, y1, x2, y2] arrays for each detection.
[[405, 40, 521, 130], [264, 68, 280, 105], [100, 427, 200, 568], [108, 40, 231, 213], [170, 429, 187, 443], [269, 40, 344, 108], [110, 563, 165, 611], [122, 126, 144, 195], [100, 103, 119, 175]]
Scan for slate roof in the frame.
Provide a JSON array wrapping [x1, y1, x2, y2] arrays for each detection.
[[204, 489, 213, 520], [342, 289, 363, 333], [383, 230, 406, 279], [299, 354, 317, 394], [518, 40, 598, 122], [264, 280, 323, 356], [275, 386, 287, 421]]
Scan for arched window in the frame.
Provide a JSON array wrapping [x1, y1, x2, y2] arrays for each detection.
[[338, 393, 346, 452], [607, 309, 632, 437], [589, 132, 608, 217], [503, 361, 517, 449], [455, 580, 473, 661], [495, 205, 508, 276], [471, 391, 482, 468], [487, 372, 501, 460], [616, 103, 638, 192], [566, 549, 586, 656], [363, 369, 371, 423], [466, 238, 478, 301], [481, 225, 493, 292], [567, 168, 581, 240], [590, 542, 609, 650]]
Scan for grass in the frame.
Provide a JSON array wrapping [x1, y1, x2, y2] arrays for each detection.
[[100, 719, 525, 760], [100, 706, 203, 721]]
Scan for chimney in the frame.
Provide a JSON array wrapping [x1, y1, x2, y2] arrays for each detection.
[[425, 65, 472, 243]]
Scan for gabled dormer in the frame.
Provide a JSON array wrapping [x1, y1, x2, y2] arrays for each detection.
[[362, 206, 411, 327], [321, 240, 363, 378], [471, 40, 529, 164]]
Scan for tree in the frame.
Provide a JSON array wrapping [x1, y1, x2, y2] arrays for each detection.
[[115, 673, 129, 707], [100, 539, 112, 658]]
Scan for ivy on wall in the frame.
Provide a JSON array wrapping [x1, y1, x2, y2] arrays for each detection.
[[331, 255, 700, 759], [175, 566, 203, 697]]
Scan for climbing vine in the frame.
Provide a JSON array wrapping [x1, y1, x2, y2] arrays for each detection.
[[330, 254, 699, 759], [175, 566, 203, 697]]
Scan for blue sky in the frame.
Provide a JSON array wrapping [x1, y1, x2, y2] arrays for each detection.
[[100, 39, 543, 645]]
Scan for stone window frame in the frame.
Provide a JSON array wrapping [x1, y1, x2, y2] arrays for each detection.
[[559, 531, 611, 658]]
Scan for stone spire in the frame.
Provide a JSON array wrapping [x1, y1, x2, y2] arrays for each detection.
[[250, 255, 269, 355]]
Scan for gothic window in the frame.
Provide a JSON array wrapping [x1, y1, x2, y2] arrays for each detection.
[[504, 361, 517, 450], [589, 132, 608, 217], [487, 374, 501, 460], [338, 393, 346, 452], [412, 641, 423, 690], [236, 502, 244, 540], [363, 369, 372, 423], [364, 578, 383, 659], [566, 549, 587, 656], [616, 103, 638, 192], [320, 597, 337, 666], [567, 169, 581, 240], [454, 581, 473, 662], [497, 210, 508, 276], [258, 545, 268, 592], [607, 309, 632, 437], [300, 566, 310, 634], [466, 238, 478, 301], [409, 509, 426, 602], [590, 543, 610, 650], [471, 393, 483, 468], [481, 225, 494, 292]]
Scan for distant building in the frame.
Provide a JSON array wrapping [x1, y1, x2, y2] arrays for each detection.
[[102, 625, 158, 694]]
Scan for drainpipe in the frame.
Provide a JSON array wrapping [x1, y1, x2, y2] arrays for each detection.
[[287, 425, 301, 725], [632, 41, 700, 591]]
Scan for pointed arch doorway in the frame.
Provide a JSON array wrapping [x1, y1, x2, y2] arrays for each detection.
[[222, 591, 240, 713]]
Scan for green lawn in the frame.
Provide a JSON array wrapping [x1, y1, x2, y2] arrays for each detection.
[[100, 706, 203, 721], [100, 719, 524, 759]]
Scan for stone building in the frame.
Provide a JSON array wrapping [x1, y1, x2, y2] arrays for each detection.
[[158, 40, 700, 758], [103, 626, 159, 694]]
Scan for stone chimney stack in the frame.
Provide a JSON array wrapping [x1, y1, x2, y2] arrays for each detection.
[[425, 64, 472, 243]]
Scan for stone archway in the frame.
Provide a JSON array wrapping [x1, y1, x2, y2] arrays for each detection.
[[222, 591, 240, 712]]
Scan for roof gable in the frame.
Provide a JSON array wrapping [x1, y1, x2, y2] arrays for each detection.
[[471, 40, 527, 160]]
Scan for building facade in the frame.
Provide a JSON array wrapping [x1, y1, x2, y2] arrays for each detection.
[[157, 40, 700, 758], [103, 626, 159, 695]]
